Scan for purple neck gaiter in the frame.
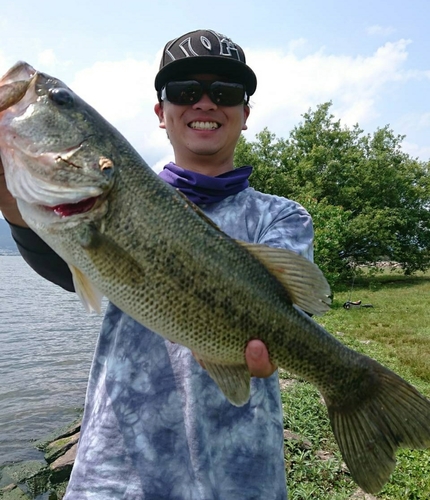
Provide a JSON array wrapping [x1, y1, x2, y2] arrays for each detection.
[[158, 162, 252, 205]]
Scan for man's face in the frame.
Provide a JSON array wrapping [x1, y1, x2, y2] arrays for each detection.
[[154, 74, 250, 172]]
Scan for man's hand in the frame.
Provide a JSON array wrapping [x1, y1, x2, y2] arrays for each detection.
[[0, 158, 28, 227], [192, 339, 277, 378], [246, 339, 277, 378]]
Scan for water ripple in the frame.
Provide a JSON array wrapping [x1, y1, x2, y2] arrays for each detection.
[[0, 256, 105, 464]]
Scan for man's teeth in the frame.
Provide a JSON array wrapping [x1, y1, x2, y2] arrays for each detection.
[[189, 121, 219, 130]]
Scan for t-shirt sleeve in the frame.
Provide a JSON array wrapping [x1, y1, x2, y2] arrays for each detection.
[[254, 199, 314, 262], [8, 221, 75, 292]]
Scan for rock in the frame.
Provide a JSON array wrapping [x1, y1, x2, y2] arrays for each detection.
[[0, 483, 29, 499], [44, 432, 80, 464], [35, 418, 81, 452], [49, 444, 78, 484], [0, 461, 55, 499], [0, 419, 81, 499], [283, 429, 312, 450], [1, 484, 17, 492], [52, 421, 81, 442], [0, 461, 47, 489], [278, 378, 297, 391], [349, 488, 378, 499]]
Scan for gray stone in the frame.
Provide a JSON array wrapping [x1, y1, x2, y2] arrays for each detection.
[[0, 483, 29, 499], [35, 419, 81, 453], [0, 462, 46, 489], [44, 433, 80, 464], [283, 429, 312, 449], [49, 444, 77, 485]]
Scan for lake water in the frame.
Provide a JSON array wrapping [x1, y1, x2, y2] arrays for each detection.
[[0, 256, 105, 466]]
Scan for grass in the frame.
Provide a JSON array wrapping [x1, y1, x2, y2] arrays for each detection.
[[280, 269, 430, 499]]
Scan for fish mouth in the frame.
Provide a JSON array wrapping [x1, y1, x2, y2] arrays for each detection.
[[46, 195, 101, 217]]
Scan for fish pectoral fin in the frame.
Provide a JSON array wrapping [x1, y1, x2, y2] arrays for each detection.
[[77, 225, 146, 287], [69, 264, 103, 313], [238, 242, 331, 316], [196, 356, 251, 407]]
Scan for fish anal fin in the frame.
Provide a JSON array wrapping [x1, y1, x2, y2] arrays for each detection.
[[69, 264, 103, 313], [237, 242, 331, 316], [195, 355, 251, 407]]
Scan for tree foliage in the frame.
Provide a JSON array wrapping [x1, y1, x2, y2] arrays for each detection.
[[235, 102, 430, 283]]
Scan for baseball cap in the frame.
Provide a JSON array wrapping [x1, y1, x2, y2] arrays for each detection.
[[155, 29, 257, 96]]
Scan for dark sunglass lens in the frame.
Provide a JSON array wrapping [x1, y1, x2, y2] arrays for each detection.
[[163, 81, 246, 106], [210, 82, 245, 106], [165, 81, 202, 104]]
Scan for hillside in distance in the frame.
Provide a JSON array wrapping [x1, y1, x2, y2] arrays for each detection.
[[0, 218, 18, 254]]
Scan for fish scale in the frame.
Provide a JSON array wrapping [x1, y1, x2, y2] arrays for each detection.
[[1, 61, 430, 494]]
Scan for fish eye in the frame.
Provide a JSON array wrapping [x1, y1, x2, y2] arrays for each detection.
[[48, 87, 74, 106]]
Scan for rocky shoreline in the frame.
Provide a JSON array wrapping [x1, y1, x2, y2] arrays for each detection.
[[0, 415, 376, 499], [0, 420, 80, 499]]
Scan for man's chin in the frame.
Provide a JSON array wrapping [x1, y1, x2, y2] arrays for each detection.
[[189, 146, 221, 157]]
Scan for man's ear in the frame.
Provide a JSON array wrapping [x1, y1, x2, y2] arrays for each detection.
[[242, 104, 250, 131], [154, 102, 166, 129]]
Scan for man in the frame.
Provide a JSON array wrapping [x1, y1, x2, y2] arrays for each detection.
[[0, 29, 313, 499]]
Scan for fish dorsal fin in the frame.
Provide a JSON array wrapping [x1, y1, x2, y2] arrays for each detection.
[[194, 355, 251, 407], [238, 243, 331, 316], [69, 264, 103, 314]]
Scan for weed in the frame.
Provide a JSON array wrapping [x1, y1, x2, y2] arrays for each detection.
[[281, 271, 430, 499]]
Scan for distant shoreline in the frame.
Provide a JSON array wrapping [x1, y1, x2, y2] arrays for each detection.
[[0, 218, 19, 253]]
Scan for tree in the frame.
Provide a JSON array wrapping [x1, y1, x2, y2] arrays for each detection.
[[235, 103, 430, 283]]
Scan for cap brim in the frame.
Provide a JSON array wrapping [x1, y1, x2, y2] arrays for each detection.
[[155, 56, 257, 95]]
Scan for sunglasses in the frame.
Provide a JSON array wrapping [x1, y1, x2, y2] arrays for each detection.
[[161, 80, 248, 107]]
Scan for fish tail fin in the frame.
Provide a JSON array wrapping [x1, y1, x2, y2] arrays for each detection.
[[326, 361, 430, 494]]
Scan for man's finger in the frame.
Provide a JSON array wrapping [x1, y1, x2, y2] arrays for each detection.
[[246, 339, 277, 378]]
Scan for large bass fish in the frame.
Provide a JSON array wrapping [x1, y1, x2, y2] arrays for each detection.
[[0, 62, 429, 494]]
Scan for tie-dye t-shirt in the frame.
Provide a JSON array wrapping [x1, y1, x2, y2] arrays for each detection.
[[62, 187, 313, 500]]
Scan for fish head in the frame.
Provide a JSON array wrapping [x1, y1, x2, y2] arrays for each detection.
[[0, 61, 117, 229]]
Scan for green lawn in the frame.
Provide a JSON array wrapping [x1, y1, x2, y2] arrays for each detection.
[[281, 270, 430, 499]]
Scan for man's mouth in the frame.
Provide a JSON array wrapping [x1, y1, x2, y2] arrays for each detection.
[[188, 121, 220, 130]]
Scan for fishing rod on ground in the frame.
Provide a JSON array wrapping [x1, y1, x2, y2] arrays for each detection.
[[342, 265, 374, 310]]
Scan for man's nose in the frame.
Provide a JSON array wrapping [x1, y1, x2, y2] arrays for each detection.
[[192, 92, 217, 110]]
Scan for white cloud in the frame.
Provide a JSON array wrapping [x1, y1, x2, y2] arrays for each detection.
[[366, 25, 396, 36], [398, 111, 430, 133], [394, 112, 430, 161], [37, 49, 57, 67], [67, 55, 176, 168], [243, 39, 413, 140], [70, 58, 159, 124], [152, 153, 174, 174], [61, 38, 427, 164], [0, 53, 13, 78], [1, 37, 427, 172], [401, 140, 430, 161]]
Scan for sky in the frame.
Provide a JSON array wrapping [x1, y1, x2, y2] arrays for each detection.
[[0, 0, 429, 177]]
